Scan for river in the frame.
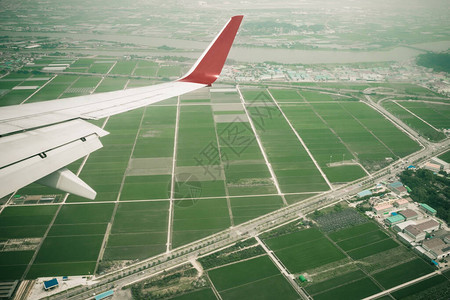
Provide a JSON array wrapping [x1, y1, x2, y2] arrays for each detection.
[[4, 30, 449, 64]]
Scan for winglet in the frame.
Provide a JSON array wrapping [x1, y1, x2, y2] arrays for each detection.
[[178, 15, 243, 85]]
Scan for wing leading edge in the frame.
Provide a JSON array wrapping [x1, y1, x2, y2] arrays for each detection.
[[0, 15, 243, 199]]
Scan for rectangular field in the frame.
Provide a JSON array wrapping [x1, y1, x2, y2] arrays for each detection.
[[172, 198, 230, 248], [105, 201, 169, 260], [372, 258, 435, 289], [208, 255, 299, 300], [382, 101, 446, 141], [230, 195, 284, 225], [264, 228, 346, 273]]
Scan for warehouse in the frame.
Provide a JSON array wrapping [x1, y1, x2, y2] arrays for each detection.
[[394, 198, 409, 208], [416, 219, 440, 233], [373, 203, 393, 215], [419, 203, 437, 216], [393, 220, 417, 232], [422, 238, 450, 260], [404, 225, 426, 242], [385, 214, 405, 226], [398, 209, 419, 221]]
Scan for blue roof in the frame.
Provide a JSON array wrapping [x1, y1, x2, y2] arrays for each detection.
[[43, 278, 58, 289], [95, 290, 114, 300], [407, 165, 416, 169], [389, 181, 403, 188], [357, 190, 372, 197]]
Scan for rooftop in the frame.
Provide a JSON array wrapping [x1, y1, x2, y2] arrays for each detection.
[[420, 203, 437, 214], [389, 181, 403, 188], [416, 219, 440, 231], [423, 238, 446, 250], [399, 209, 418, 218], [374, 203, 393, 210], [43, 278, 58, 289], [404, 225, 423, 236], [395, 198, 409, 205], [386, 214, 406, 223]]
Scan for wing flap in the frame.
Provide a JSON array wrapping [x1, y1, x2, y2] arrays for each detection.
[[0, 133, 103, 198], [0, 119, 108, 168]]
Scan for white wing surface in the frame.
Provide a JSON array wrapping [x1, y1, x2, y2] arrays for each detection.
[[0, 16, 243, 199]]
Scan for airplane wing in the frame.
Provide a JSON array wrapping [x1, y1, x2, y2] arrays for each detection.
[[0, 15, 243, 200]]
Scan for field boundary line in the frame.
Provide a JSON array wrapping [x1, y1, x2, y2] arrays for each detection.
[[290, 99, 371, 177], [255, 236, 311, 299], [323, 233, 386, 293], [20, 74, 57, 104], [393, 100, 441, 132], [216, 272, 281, 293], [205, 253, 268, 271], [206, 273, 223, 300], [343, 237, 392, 253], [267, 89, 333, 190], [338, 102, 398, 158], [167, 95, 181, 252], [236, 86, 287, 205], [209, 90, 234, 227], [363, 270, 439, 300]]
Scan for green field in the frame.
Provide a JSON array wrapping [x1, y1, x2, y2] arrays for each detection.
[[372, 258, 435, 289], [346, 238, 399, 260], [28, 75, 79, 102], [172, 198, 230, 248], [264, 228, 346, 272], [313, 277, 381, 300], [110, 61, 137, 75], [208, 255, 299, 300], [382, 101, 446, 141], [329, 222, 380, 242], [391, 274, 449, 299], [105, 201, 168, 260], [246, 103, 330, 193], [439, 150, 450, 163], [230, 195, 284, 225], [158, 65, 182, 77]]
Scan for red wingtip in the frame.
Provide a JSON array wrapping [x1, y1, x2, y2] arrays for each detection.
[[178, 15, 244, 85]]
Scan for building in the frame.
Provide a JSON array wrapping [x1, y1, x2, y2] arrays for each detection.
[[398, 209, 419, 221], [416, 219, 440, 233], [444, 235, 450, 244], [404, 225, 426, 242], [393, 220, 417, 232], [385, 214, 406, 226], [357, 189, 372, 198], [388, 181, 407, 195], [95, 290, 114, 300], [414, 246, 436, 260], [423, 162, 441, 173], [430, 157, 449, 172], [394, 198, 409, 208], [422, 239, 450, 260], [398, 232, 416, 246], [419, 203, 437, 216], [373, 203, 393, 215], [43, 278, 59, 291]]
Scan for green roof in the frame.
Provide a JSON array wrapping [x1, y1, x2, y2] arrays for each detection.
[[420, 203, 436, 213], [386, 215, 405, 223]]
